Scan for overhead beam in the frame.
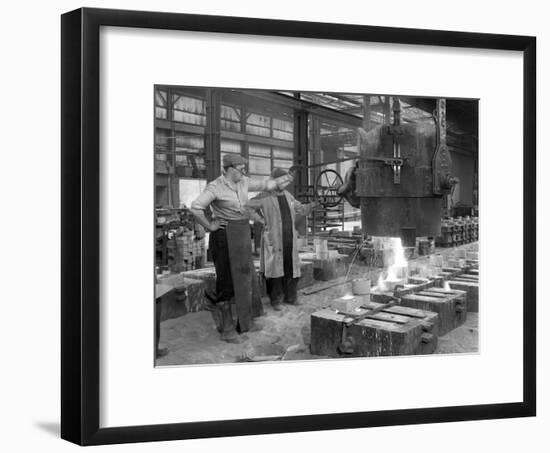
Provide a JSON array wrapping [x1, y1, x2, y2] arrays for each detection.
[[400, 96, 478, 136], [321, 92, 363, 106], [261, 92, 364, 126]]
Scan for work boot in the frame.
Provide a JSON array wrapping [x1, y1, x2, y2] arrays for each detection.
[[270, 294, 284, 311], [236, 319, 262, 334], [204, 290, 223, 333], [219, 301, 242, 343], [283, 278, 299, 305]]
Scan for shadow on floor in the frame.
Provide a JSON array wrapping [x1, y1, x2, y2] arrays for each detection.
[[34, 421, 59, 438]]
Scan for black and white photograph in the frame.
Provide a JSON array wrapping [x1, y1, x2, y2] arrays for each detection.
[[153, 87, 479, 366]]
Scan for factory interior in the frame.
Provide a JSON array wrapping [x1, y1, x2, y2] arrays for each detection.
[[154, 86, 479, 366]]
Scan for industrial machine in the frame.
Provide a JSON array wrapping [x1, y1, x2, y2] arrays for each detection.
[[314, 98, 457, 244]]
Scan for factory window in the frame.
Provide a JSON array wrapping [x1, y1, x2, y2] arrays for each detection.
[[273, 159, 293, 170], [272, 117, 294, 141], [246, 112, 271, 137], [273, 147, 293, 160], [249, 143, 270, 157], [175, 134, 203, 154], [246, 112, 294, 141], [249, 156, 271, 176], [172, 94, 206, 126], [273, 147, 293, 173], [247, 143, 294, 178], [248, 143, 271, 178], [173, 132, 206, 179], [221, 139, 242, 154], [155, 128, 171, 161], [174, 155, 206, 178], [221, 104, 242, 132], [155, 89, 168, 119]]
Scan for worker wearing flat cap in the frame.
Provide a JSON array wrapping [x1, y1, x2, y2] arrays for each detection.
[[246, 168, 318, 310], [190, 154, 294, 342]]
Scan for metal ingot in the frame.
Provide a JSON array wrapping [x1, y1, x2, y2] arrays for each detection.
[[330, 296, 363, 313], [352, 278, 371, 295]]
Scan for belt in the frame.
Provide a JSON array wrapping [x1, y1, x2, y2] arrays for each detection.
[[227, 219, 250, 225], [215, 218, 249, 229]]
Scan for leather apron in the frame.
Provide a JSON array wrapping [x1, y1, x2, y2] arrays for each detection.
[[225, 219, 264, 331]]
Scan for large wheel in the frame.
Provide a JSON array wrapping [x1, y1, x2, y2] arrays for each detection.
[[315, 169, 344, 208]]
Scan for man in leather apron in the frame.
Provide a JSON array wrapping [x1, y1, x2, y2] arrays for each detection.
[[190, 155, 293, 342]]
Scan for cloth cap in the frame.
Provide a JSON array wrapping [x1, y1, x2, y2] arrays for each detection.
[[270, 167, 288, 179], [222, 154, 247, 168]]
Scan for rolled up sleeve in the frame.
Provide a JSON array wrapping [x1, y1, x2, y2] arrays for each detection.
[[191, 185, 216, 211], [290, 194, 314, 215], [292, 200, 305, 215], [247, 177, 268, 192]]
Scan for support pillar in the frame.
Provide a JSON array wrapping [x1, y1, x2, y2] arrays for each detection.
[[205, 89, 221, 182]]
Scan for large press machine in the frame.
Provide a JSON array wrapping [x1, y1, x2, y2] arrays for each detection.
[[313, 97, 457, 242]]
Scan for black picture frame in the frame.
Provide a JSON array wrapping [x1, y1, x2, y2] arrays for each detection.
[[61, 7, 536, 446]]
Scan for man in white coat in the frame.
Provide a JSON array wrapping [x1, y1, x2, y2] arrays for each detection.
[[246, 168, 317, 310]]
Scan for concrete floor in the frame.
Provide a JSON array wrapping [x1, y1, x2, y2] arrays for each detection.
[[156, 264, 478, 367]]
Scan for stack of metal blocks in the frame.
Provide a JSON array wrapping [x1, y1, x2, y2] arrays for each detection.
[[168, 231, 206, 272], [309, 257, 479, 359], [435, 216, 479, 247]]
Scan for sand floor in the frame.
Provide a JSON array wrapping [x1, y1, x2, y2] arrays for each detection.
[[156, 266, 478, 367]]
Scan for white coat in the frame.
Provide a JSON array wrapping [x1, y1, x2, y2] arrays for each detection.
[[250, 191, 314, 279]]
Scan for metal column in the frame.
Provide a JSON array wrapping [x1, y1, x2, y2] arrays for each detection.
[[205, 89, 221, 182]]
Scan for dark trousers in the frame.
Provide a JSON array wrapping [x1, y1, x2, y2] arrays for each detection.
[[266, 276, 298, 305], [209, 224, 263, 331], [209, 228, 234, 302]]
